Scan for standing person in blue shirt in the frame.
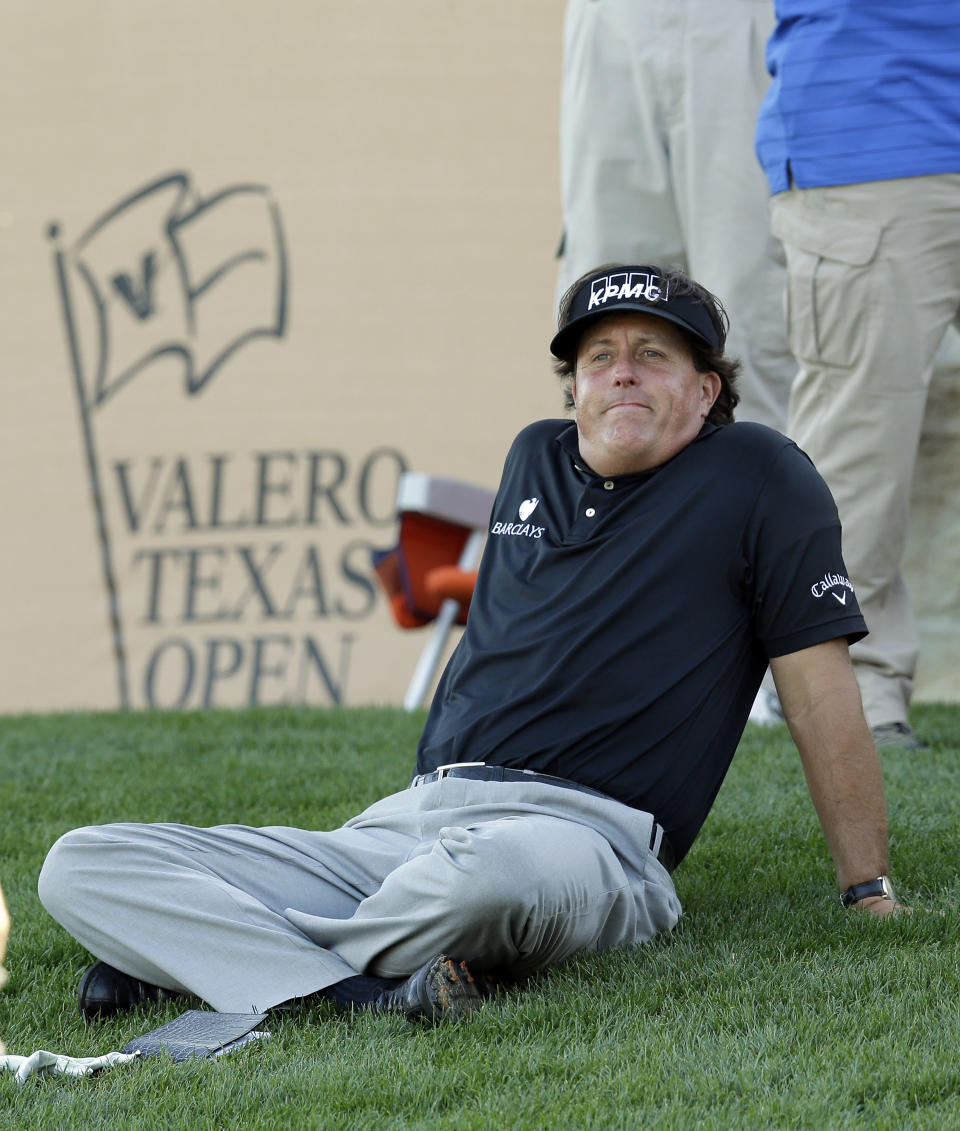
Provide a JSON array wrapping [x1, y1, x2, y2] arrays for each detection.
[[756, 0, 960, 749]]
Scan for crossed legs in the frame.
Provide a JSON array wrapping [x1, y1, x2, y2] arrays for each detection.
[[39, 783, 680, 1014]]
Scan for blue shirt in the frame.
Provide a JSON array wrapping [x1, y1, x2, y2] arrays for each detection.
[[416, 420, 866, 862], [756, 0, 960, 194]]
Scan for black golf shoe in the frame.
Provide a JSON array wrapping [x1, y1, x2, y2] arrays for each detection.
[[370, 954, 487, 1022], [78, 960, 174, 1018]]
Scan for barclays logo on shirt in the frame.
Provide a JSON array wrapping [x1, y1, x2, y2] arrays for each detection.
[[491, 496, 545, 539]]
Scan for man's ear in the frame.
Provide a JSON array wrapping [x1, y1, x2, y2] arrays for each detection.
[[700, 371, 721, 415], [571, 377, 578, 407]]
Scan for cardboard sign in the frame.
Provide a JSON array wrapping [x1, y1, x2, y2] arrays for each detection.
[[0, 1, 562, 711]]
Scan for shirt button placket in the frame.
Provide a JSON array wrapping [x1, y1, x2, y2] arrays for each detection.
[[569, 480, 611, 541], [584, 480, 614, 517]]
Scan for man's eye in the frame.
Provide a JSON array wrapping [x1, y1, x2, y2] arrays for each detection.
[[592, 351, 611, 363]]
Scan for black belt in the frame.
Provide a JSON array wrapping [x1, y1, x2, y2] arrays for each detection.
[[409, 762, 676, 873]]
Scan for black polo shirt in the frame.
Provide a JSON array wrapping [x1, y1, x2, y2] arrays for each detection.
[[415, 419, 867, 862]]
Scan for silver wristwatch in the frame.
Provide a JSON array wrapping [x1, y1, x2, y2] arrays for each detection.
[[840, 875, 896, 908]]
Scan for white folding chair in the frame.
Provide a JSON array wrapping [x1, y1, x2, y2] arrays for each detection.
[[372, 472, 495, 710]]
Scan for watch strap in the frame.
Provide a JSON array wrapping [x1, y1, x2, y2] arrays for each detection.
[[840, 875, 896, 908]]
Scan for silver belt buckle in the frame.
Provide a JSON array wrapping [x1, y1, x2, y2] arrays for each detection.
[[411, 762, 486, 788], [433, 761, 485, 782]]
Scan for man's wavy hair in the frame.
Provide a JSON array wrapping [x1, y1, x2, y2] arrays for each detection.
[[553, 263, 741, 427]]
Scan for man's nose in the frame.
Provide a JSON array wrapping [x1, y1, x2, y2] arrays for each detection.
[[612, 356, 639, 384]]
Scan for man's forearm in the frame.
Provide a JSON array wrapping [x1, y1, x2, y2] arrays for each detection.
[[770, 640, 890, 891], [790, 700, 889, 890]]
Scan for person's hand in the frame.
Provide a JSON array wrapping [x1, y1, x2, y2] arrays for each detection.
[[849, 894, 909, 918]]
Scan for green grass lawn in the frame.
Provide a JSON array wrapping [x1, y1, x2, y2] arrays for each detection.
[[0, 704, 958, 1129]]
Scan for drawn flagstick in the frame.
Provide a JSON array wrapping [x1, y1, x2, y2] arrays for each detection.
[[49, 172, 289, 707]]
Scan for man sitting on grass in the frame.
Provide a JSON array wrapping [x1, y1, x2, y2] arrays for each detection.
[[39, 264, 903, 1024]]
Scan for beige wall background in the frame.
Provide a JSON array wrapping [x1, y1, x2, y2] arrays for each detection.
[[1, 1, 957, 713]]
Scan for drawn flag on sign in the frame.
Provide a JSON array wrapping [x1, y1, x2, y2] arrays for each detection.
[[51, 171, 288, 412], [49, 171, 290, 708]]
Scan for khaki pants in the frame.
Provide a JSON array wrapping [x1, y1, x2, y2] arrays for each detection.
[[771, 174, 960, 726], [558, 0, 794, 430]]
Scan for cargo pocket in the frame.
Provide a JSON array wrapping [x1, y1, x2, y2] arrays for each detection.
[[771, 201, 884, 368]]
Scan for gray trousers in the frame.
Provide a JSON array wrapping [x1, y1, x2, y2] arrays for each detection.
[[38, 777, 681, 1013]]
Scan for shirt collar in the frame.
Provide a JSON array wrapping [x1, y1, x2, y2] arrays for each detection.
[[555, 420, 719, 481]]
